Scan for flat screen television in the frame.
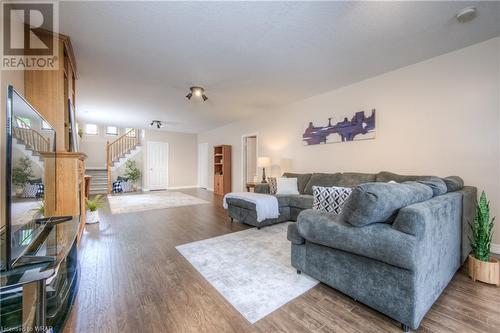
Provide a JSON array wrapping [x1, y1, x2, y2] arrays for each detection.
[[0, 85, 56, 271]]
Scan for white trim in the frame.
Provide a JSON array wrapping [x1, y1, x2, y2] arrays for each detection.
[[491, 243, 500, 254], [167, 185, 199, 190], [241, 132, 259, 192], [206, 188, 214, 192]]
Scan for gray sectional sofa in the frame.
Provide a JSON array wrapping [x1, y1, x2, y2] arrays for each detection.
[[225, 171, 476, 332]]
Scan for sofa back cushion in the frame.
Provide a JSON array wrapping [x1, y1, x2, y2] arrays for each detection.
[[336, 172, 376, 187], [416, 177, 447, 196], [442, 176, 464, 192], [304, 173, 343, 195], [376, 171, 430, 183], [341, 181, 434, 227], [283, 172, 311, 194]]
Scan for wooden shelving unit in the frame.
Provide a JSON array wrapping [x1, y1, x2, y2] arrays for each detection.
[[214, 145, 231, 195]]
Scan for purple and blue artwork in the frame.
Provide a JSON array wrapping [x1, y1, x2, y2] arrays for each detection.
[[303, 109, 376, 145]]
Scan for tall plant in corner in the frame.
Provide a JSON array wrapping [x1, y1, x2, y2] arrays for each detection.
[[124, 160, 141, 190], [470, 191, 495, 261], [12, 156, 34, 196], [468, 191, 499, 286]]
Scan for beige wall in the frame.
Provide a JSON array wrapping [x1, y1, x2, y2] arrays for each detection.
[[198, 37, 500, 244], [143, 130, 198, 188], [79, 124, 198, 188]]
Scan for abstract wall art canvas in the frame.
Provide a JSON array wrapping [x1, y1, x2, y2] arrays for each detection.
[[302, 109, 376, 146]]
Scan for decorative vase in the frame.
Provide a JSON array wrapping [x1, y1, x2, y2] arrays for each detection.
[[468, 255, 499, 286], [15, 187, 23, 197], [86, 210, 100, 224]]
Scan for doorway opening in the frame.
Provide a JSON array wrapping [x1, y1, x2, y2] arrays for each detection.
[[241, 133, 258, 191]]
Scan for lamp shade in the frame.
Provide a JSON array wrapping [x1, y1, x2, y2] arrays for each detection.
[[257, 156, 271, 168]]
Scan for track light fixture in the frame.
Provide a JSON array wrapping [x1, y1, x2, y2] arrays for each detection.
[[149, 120, 164, 129], [186, 86, 208, 101]]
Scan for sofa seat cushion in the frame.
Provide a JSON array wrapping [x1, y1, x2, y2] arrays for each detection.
[[304, 173, 343, 195], [341, 182, 433, 227], [289, 194, 313, 209], [283, 172, 311, 194], [336, 172, 376, 187], [297, 209, 417, 270]]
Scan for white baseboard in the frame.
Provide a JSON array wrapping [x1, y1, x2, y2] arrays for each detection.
[[491, 243, 500, 255], [167, 185, 199, 190], [206, 188, 214, 192]]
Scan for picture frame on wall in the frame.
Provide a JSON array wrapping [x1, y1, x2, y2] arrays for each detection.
[[302, 109, 376, 146]]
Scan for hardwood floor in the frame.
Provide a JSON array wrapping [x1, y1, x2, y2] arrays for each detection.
[[63, 189, 500, 333]]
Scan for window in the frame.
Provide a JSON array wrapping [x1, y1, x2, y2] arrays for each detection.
[[85, 124, 98, 135], [16, 117, 31, 128], [41, 120, 52, 130], [106, 126, 118, 136]]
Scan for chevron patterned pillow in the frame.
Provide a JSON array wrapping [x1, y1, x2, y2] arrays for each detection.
[[267, 177, 277, 194], [312, 186, 352, 215]]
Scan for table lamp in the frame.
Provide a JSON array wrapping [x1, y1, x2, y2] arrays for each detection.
[[257, 157, 271, 183]]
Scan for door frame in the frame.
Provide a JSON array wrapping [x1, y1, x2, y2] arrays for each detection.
[[241, 132, 259, 191], [197, 142, 209, 189], [145, 141, 169, 190]]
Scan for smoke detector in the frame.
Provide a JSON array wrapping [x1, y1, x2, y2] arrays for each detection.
[[456, 7, 477, 23]]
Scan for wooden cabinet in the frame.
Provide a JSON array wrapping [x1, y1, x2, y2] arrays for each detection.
[[214, 145, 231, 195], [42, 152, 87, 243], [24, 32, 77, 152]]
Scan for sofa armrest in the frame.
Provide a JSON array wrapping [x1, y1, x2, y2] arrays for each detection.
[[287, 223, 305, 245], [392, 193, 462, 242], [255, 183, 270, 194]]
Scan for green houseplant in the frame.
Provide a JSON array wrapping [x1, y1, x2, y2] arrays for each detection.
[[468, 191, 499, 286], [85, 194, 104, 224], [124, 160, 141, 190], [12, 156, 34, 196]]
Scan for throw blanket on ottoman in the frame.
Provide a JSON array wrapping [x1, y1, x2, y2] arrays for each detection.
[[223, 192, 279, 222]]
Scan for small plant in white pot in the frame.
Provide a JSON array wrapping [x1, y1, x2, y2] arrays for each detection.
[[86, 195, 104, 224], [124, 160, 141, 191], [468, 191, 499, 286]]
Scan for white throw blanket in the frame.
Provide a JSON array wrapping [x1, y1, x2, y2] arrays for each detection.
[[223, 192, 279, 222]]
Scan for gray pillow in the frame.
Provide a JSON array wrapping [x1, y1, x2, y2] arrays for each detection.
[[415, 177, 447, 196], [442, 176, 464, 192], [341, 181, 433, 227]]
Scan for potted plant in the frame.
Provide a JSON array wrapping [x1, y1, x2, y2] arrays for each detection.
[[468, 191, 499, 286], [86, 194, 104, 224], [124, 160, 141, 191], [12, 156, 34, 197], [32, 201, 44, 219]]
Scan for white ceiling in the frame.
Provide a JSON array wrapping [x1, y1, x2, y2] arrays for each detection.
[[60, 1, 500, 133]]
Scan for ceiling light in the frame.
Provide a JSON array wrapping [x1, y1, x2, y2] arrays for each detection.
[[456, 7, 477, 23], [186, 86, 208, 101], [149, 120, 164, 129]]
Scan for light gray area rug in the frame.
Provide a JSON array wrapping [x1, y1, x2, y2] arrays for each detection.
[[176, 222, 318, 323], [107, 191, 209, 215]]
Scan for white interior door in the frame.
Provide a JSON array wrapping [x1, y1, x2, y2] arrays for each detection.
[[198, 142, 209, 188], [147, 141, 169, 190]]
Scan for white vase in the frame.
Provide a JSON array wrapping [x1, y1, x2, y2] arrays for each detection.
[[86, 210, 99, 224]]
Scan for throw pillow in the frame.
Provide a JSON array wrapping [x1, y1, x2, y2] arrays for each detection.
[[312, 186, 352, 214], [22, 183, 40, 198], [276, 177, 299, 195], [267, 177, 277, 194]]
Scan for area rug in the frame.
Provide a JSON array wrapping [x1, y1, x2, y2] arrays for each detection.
[[176, 222, 318, 323], [107, 191, 209, 214]]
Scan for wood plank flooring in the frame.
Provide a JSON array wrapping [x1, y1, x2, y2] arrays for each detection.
[[63, 189, 500, 333]]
